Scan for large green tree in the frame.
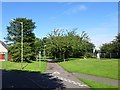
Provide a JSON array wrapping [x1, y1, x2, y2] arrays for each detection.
[[5, 18, 36, 62], [100, 33, 120, 58], [43, 29, 94, 61]]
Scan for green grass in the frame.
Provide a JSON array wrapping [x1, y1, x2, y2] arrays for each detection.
[[58, 58, 119, 80], [0, 60, 47, 73], [79, 78, 119, 89]]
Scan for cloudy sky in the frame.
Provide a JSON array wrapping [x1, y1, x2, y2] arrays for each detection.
[[1, 2, 118, 48]]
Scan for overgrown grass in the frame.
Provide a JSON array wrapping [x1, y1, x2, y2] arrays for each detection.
[[79, 78, 119, 89], [0, 60, 47, 73], [58, 58, 119, 80]]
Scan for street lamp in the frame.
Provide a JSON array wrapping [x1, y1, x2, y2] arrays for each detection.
[[38, 50, 41, 68], [11, 19, 23, 69], [44, 45, 46, 60]]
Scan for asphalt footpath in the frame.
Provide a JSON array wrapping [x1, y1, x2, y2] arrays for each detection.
[[46, 60, 90, 89], [71, 73, 119, 86]]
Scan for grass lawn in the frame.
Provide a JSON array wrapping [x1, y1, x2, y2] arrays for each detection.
[[79, 78, 119, 89], [58, 58, 119, 80], [0, 60, 47, 73]]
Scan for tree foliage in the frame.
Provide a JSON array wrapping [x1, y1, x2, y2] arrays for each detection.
[[42, 29, 95, 61], [5, 18, 96, 62], [100, 33, 120, 58], [5, 18, 36, 62]]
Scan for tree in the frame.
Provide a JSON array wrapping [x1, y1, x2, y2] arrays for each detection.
[[5, 18, 36, 62], [43, 28, 94, 61], [113, 33, 120, 53], [34, 38, 43, 55], [100, 33, 120, 58]]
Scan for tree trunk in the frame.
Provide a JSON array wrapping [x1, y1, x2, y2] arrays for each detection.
[[63, 51, 65, 62]]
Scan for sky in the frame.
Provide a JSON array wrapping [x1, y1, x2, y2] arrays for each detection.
[[1, 2, 118, 48]]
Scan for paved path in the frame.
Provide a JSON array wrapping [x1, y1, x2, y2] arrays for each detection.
[[46, 60, 90, 89], [71, 73, 119, 86]]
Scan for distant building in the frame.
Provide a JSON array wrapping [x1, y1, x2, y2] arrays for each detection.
[[95, 47, 101, 59], [0, 40, 8, 61]]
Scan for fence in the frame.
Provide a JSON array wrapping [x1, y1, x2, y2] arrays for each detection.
[[100, 52, 120, 58]]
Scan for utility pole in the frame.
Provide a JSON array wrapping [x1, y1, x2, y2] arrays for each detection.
[[44, 45, 46, 61], [39, 51, 41, 69], [11, 19, 23, 70], [21, 22, 23, 70]]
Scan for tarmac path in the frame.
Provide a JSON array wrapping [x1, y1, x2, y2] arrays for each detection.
[[46, 60, 90, 89], [71, 73, 119, 86]]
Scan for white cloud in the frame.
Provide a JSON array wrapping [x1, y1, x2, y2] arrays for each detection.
[[0, 30, 3, 39], [0, 32, 5, 41], [49, 16, 57, 20], [65, 2, 73, 5], [63, 4, 87, 15], [90, 34, 115, 48], [86, 27, 117, 48], [86, 11, 118, 48], [78, 5, 87, 11]]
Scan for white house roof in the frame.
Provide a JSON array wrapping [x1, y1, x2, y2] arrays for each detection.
[[0, 40, 8, 52]]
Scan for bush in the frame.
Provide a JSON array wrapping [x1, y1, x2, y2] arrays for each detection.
[[84, 52, 93, 58]]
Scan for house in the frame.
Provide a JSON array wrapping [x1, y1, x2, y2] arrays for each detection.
[[0, 40, 8, 61]]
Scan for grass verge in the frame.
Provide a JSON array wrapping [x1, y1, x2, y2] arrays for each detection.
[[58, 58, 119, 80], [0, 60, 47, 73], [79, 78, 119, 90]]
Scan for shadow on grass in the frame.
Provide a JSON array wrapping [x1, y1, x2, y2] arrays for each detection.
[[40, 59, 48, 62], [47, 58, 84, 63], [1, 69, 66, 89], [47, 59, 63, 63], [46, 58, 72, 63]]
